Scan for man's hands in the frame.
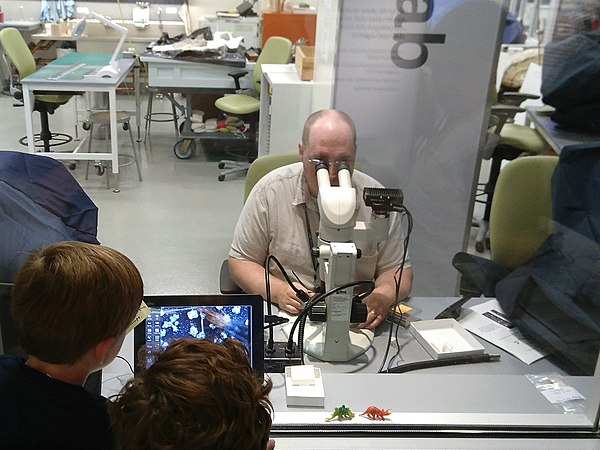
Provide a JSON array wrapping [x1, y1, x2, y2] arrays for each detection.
[[229, 258, 413, 328], [355, 267, 413, 330], [228, 257, 313, 315], [274, 281, 313, 315], [355, 290, 390, 329]]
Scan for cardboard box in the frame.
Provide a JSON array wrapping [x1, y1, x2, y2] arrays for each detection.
[[295, 46, 314, 81]]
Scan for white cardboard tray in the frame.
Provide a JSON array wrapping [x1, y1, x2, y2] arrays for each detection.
[[409, 318, 484, 359]]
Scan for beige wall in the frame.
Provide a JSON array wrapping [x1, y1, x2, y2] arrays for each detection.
[[3, 1, 258, 28]]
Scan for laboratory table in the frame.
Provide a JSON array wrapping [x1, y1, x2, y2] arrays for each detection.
[[102, 296, 599, 445], [20, 54, 138, 191], [140, 53, 256, 157]]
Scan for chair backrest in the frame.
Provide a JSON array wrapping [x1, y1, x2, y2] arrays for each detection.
[[244, 152, 299, 201], [0, 28, 37, 79], [0, 151, 99, 282], [252, 36, 292, 92], [489, 155, 558, 268]]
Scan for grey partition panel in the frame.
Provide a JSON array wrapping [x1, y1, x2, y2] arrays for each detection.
[[332, 0, 505, 295]]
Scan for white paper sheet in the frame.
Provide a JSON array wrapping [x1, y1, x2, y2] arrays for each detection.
[[459, 299, 549, 365]]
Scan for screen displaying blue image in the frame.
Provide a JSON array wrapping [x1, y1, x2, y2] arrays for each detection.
[[144, 305, 252, 368]]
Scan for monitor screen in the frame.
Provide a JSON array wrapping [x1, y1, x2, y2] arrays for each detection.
[[134, 294, 264, 377]]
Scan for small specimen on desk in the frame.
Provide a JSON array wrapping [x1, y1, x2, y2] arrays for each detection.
[[360, 405, 391, 421], [325, 405, 355, 422]]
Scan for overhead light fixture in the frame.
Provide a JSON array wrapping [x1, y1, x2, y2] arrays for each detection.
[[72, 11, 128, 78]]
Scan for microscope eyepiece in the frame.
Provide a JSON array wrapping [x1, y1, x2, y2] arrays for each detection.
[[314, 160, 329, 173], [336, 161, 351, 172]]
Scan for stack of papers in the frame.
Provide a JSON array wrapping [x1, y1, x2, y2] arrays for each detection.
[[459, 299, 549, 364]]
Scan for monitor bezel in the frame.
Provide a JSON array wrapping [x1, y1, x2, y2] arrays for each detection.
[[134, 294, 264, 378]]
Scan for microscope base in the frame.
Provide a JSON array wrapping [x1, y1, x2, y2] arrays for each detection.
[[305, 324, 374, 362], [282, 318, 374, 362]]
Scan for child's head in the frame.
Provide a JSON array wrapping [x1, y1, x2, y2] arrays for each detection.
[[109, 338, 273, 450], [12, 241, 143, 364]]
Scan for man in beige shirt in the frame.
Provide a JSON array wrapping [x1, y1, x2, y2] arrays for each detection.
[[229, 109, 413, 329]]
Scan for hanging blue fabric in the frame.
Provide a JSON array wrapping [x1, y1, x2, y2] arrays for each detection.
[[60, 0, 75, 19], [40, 0, 75, 23]]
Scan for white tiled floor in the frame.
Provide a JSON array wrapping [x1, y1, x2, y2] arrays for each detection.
[[1, 92, 247, 294], [0, 90, 490, 295]]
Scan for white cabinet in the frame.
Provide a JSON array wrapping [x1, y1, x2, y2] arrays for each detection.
[[258, 64, 313, 156]]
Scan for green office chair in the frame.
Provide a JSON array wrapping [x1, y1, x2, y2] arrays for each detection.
[[455, 155, 558, 297], [0, 27, 73, 152], [473, 90, 552, 252], [216, 36, 292, 181], [220, 152, 300, 293], [489, 155, 558, 268]]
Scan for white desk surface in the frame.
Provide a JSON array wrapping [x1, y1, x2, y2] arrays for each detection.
[[102, 296, 598, 444], [0, 21, 42, 31], [21, 57, 135, 90], [262, 63, 312, 85]]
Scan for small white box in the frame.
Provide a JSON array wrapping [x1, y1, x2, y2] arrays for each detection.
[[285, 365, 325, 408], [409, 318, 484, 359]]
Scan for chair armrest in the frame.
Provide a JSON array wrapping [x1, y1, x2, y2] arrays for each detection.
[[452, 252, 511, 297], [489, 104, 525, 134], [491, 104, 526, 115], [219, 259, 244, 294], [227, 71, 249, 90], [498, 92, 539, 106]]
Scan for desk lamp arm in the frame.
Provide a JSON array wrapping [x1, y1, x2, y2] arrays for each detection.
[[73, 11, 129, 78]]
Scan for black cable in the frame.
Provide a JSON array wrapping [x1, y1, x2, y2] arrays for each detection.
[[116, 355, 134, 374], [264, 256, 275, 352], [266, 254, 307, 297], [291, 270, 311, 291], [382, 353, 500, 373], [286, 280, 375, 356], [264, 254, 309, 353], [378, 205, 413, 373], [297, 312, 307, 365]]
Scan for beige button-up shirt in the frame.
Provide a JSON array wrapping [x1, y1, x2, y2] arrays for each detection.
[[230, 163, 410, 292]]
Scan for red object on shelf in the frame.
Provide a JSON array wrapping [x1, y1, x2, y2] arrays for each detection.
[[262, 12, 316, 47]]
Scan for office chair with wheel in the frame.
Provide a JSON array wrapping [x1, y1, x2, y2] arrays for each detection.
[[457, 155, 558, 297], [215, 36, 292, 181], [0, 28, 73, 152], [458, 146, 600, 375], [220, 152, 300, 293], [473, 90, 552, 252]]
